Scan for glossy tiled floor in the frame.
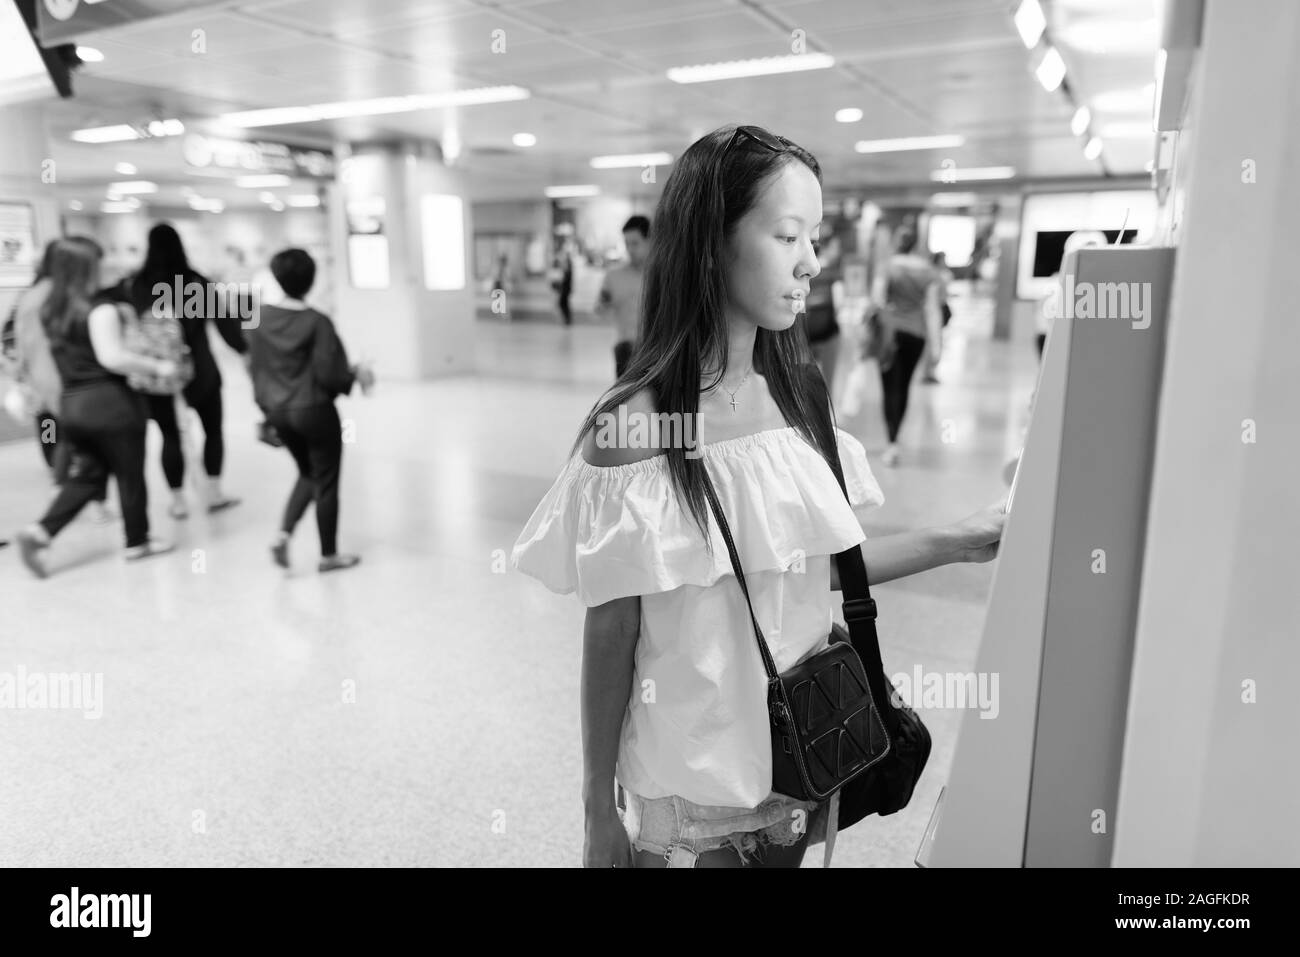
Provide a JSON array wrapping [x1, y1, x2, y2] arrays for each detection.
[[0, 286, 1037, 867]]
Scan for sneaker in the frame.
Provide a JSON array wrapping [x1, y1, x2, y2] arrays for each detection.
[[16, 528, 49, 579], [208, 497, 241, 515], [271, 538, 290, 569], [318, 554, 361, 574], [124, 539, 176, 562], [882, 445, 901, 468]]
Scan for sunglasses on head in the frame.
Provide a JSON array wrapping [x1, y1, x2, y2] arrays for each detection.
[[723, 125, 787, 156]]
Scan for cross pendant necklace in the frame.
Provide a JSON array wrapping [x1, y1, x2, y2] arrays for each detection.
[[723, 367, 753, 411]]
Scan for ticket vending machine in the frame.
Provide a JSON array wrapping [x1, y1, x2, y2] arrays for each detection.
[[916, 246, 1177, 867]]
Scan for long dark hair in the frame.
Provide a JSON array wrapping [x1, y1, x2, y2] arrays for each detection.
[[39, 238, 102, 343], [572, 125, 826, 541], [131, 222, 199, 315]]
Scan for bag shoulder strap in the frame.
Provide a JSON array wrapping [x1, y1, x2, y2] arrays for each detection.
[[801, 364, 903, 735], [701, 474, 782, 683]]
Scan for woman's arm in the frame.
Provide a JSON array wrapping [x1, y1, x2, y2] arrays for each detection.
[[924, 282, 944, 352], [581, 596, 640, 813], [87, 304, 171, 378], [830, 502, 1006, 589], [581, 595, 640, 868]]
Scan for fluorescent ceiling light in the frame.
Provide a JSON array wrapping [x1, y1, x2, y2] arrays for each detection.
[[71, 124, 140, 143], [269, 200, 286, 212], [931, 192, 981, 207], [1092, 83, 1156, 113], [835, 108, 863, 123], [146, 119, 184, 137], [76, 46, 104, 63], [0, 2, 48, 93], [1153, 48, 1167, 127], [512, 132, 536, 147], [69, 200, 83, 211], [286, 195, 320, 207], [1099, 120, 1155, 138], [590, 152, 673, 169], [855, 134, 964, 154], [219, 86, 530, 128], [1071, 106, 1091, 137], [1057, 18, 1159, 54], [258, 191, 276, 203], [236, 174, 291, 188], [1014, 0, 1047, 49], [107, 180, 156, 194], [929, 166, 1016, 182], [101, 201, 137, 214], [1084, 137, 1103, 160], [114, 162, 137, 175], [545, 185, 599, 198], [188, 197, 224, 212], [667, 53, 834, 84], [1036, 47, 1066, 92]]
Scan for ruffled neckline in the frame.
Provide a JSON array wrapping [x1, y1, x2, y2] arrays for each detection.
[[569, 425, 821, 477]]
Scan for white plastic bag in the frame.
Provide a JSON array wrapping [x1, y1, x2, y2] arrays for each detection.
[[838, 359, 873, 418], [3, 379, 35, 422]]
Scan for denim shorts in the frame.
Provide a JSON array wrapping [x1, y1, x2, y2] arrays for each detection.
[[618, 786, 828, 867]]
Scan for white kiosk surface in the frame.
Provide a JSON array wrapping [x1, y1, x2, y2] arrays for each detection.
[[917, 246, 1176, 867]]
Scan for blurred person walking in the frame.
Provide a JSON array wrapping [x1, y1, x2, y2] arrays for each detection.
[[246, 248, 374, 573], [802, 229, 844, 400], [513, 125, 1005, 869], [14, 239, 177, 578], [553, 243, 575, 326], [4, 239, 112, 520], [596, 215, 650, 378], [871, 225, 942, 466], [125, 223, 247, 518]]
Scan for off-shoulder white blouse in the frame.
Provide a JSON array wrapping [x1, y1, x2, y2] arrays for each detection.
[[512, 408, 884, 809]]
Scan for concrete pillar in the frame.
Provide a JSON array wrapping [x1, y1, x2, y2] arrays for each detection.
[[329, 142, 476, 380], [990, 236, 1018, 341], [0, 103, 60, 318]]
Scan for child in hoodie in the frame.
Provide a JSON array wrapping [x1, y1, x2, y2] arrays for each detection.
[[246, 248, 374, 573]]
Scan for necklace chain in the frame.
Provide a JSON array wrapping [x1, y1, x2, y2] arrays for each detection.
[[722, 366, 753, 412]]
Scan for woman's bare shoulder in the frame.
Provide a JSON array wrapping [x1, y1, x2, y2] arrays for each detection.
[[580, 386, 667, 467]]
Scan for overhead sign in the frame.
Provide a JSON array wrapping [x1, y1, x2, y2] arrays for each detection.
[[36, 0, 201, 45], [182, 133, 335, 179]]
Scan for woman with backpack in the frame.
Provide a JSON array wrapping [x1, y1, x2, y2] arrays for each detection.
[[127, 223, 247, 518], [14, 238, 177, 577]]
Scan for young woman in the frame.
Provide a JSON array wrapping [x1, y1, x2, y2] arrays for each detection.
[[8, 239, 113, 522], [128, 223, 246, 518], [245, 248, 373, 573], [15, 238, 177, 577], [512, 126, 1005, 868]]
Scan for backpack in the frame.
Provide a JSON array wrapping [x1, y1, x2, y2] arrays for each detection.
[[121, 301, 194, 395]]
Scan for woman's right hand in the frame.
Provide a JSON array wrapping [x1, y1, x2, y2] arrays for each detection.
[[583, 805, 633, 868]]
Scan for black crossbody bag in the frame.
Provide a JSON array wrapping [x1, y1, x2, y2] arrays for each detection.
[[701, 368, 931, 826]]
